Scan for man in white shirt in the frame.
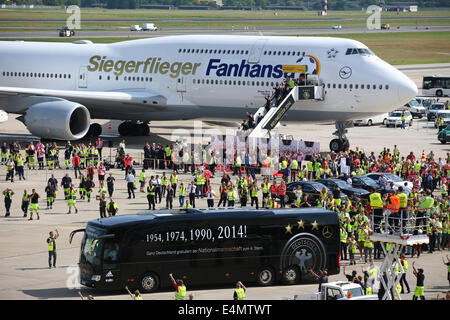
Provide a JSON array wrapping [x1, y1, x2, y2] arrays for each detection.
[[188, 182, 196, 208], [206, 187, 216, 208], [126, 172, 135, 199], [154, 175, 162, 204]]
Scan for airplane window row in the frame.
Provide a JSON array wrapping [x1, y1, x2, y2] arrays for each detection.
[[97, 75, 153, 82], [192, 78, 278, 87], [179, 48, 249, 55], [2, 71, 72, 79], [263, 50, 304, 56], [326, 83, 389, 90]]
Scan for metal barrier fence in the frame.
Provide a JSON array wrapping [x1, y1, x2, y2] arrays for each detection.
[[369, 206, 431, 236]]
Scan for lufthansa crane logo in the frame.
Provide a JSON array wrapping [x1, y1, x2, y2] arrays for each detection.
[[339, 66, 352, 79]]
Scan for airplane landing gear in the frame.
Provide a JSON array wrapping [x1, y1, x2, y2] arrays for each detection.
[[329, 121, 352, 152], [118, 121, 150, 136]]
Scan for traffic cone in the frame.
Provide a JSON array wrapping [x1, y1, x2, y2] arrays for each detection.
[[108, 121, 112, 130]]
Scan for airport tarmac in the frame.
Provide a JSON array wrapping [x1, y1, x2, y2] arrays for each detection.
[[0, 55, 449, 300], [0, 25, 449, 39]]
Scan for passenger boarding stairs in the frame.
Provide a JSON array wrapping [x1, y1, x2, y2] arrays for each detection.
[[248, 78, 325, 139]]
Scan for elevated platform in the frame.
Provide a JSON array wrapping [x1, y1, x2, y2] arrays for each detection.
[[370, 233, 429, 246]]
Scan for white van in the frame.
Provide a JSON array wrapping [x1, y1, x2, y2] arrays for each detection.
[[142, 23, 158, 31], [130, 25, 142, 31]]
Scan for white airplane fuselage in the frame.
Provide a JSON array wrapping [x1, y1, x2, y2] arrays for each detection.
[[0, 35, 417, 138]]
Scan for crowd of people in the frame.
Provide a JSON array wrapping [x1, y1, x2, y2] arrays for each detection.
[[1, 137, 449, 299]]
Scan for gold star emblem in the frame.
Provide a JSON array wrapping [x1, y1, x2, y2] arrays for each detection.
[[312, 220, 319, 230], [297, 219, 305, 229], [285, 224, 292, 234]]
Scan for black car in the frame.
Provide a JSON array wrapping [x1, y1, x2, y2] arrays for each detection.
[[285, 181, 331, 205], [338, 175, 386, 194], [316, 178, 370, 199]]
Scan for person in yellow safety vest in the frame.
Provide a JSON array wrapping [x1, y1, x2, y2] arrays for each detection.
[[418, 191, 434, 226], [290, 159, 298, 182], [399, 254, 411, 294], [441, 183, 448, 198], [67, 186, 78, 214], [170, 171, 178, 194], [294, 186, 303, 207], [268, 198, 280, 209], [233, 281, 246, 300], [397, 186, 408, 233], [227, 187, 236, 207], [196, 171, 206, 198], [369, 187, 383, 232], [307, 161, 313, 180], [261, 178, 271, 203], [363, 230, 373, 263], [161, 172, 168, 197], [106, 199, 118, 217], [319, 187, 328, 207], [347, 235, 357, 265], [178, 183, 186, 208], [250, 183, 259, 209], [125, 286, 143, 300], [139, 169, 146, 193], [234, 155, 242, 176], [340, 226, 348, 261], [412, 261, 425, 300], [183, 200, 192, 209], [47, 229, 59, 269], [169, 273, 187, 300], [147, 182, 156, 210]]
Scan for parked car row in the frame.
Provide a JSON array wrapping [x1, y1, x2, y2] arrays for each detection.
[[284, 173, 412, 206]]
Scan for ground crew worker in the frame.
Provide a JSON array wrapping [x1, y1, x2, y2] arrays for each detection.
[[369, 187, 383, 232], [397, 186, 408, 233], [6, 155, 14, 182], [261, 178, 271, 203], [61, 173, 72, 200], [29, 189, 40, 221], [363, 230, 373, 263], [348, 235, 357, 265], [227, 186, 236, 207], [169, 273, 187, 300], [97, 192, 107, 219], [16, 153, 25, 180], [178, 182, 186, 208], [234, 281, 246, 300], [250, 183, 259, 209], [44, 181, 55, 210], [47, 229, 59, 269], [139, 169, 146, 193], [412, 261, 425, 300], [84, 177, 95, 202], [67, 185, 78, 214], [170, 170, 179, 194], [183, 200, 192, 209], [21, 189, 30, 218], [106, 173, 115, 198], [340, 226, 348, 261], [240, 184, 248, 207], [278, 180, 287, 208], [294, 185, 303, 207], [270, 180, 278, 200], [106, 198, 118, 217], [3, 188, 14, 217], [399, 254, 411, 294], [147, 181, 156, 210], [387, 190, 400, 232], [418, 191, 434, 226], [125, 286, 143, 300], [161, 172, 168, 197]]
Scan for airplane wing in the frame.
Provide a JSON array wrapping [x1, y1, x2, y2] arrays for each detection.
[[0, 86, 167, 106]]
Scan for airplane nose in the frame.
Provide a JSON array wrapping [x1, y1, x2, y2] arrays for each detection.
[[397, 74, 418, 105]]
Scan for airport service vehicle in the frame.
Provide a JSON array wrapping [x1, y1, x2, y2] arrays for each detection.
[[353, 112, 388, 126], [69, 207, 340, 292], [415, 96, 437, 109], [316, 178, 369, 199], [385, 110, 412, 127], [130, 25, 142, 31], [434, 110, 450, 128], [438, 124, 450, 144], [402, 99, 426, 118], [332, 25, 342, 30], [427, 103, 446, 121], [422, 75, 450, 97], [381, 24, 390, 30], [142, 23, 158, 31], [364, 173, 413, 190], [286, 281, 377, 300], [59, 26, 75, 37], [0, 35, 417, 149]]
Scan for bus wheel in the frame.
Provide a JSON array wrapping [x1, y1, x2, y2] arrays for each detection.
[[256, 266, 275, 286], [139, 272, 160, 293], [282, 266, 300, 285]]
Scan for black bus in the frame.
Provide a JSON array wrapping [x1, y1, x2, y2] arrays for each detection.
[[70, 207, 340, 292]]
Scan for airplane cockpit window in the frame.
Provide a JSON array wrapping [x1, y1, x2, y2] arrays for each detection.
[[346, 48, 373, 55]]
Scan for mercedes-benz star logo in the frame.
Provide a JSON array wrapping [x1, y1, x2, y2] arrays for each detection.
[[322, 226, 333, 239]]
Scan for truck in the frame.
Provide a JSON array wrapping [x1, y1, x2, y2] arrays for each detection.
[[130, 25, 142, 31], [283, 281, 378, 300], [142, 23, 158, 31], [403, 99, 426, 119]]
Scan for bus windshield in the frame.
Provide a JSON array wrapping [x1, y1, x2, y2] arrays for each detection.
[[80, 225, 106, 269]]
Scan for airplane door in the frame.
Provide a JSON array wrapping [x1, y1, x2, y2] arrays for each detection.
[[78, 66, 88, 88], [247, 39, 267, 64], [176, 76, 187, 93]]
